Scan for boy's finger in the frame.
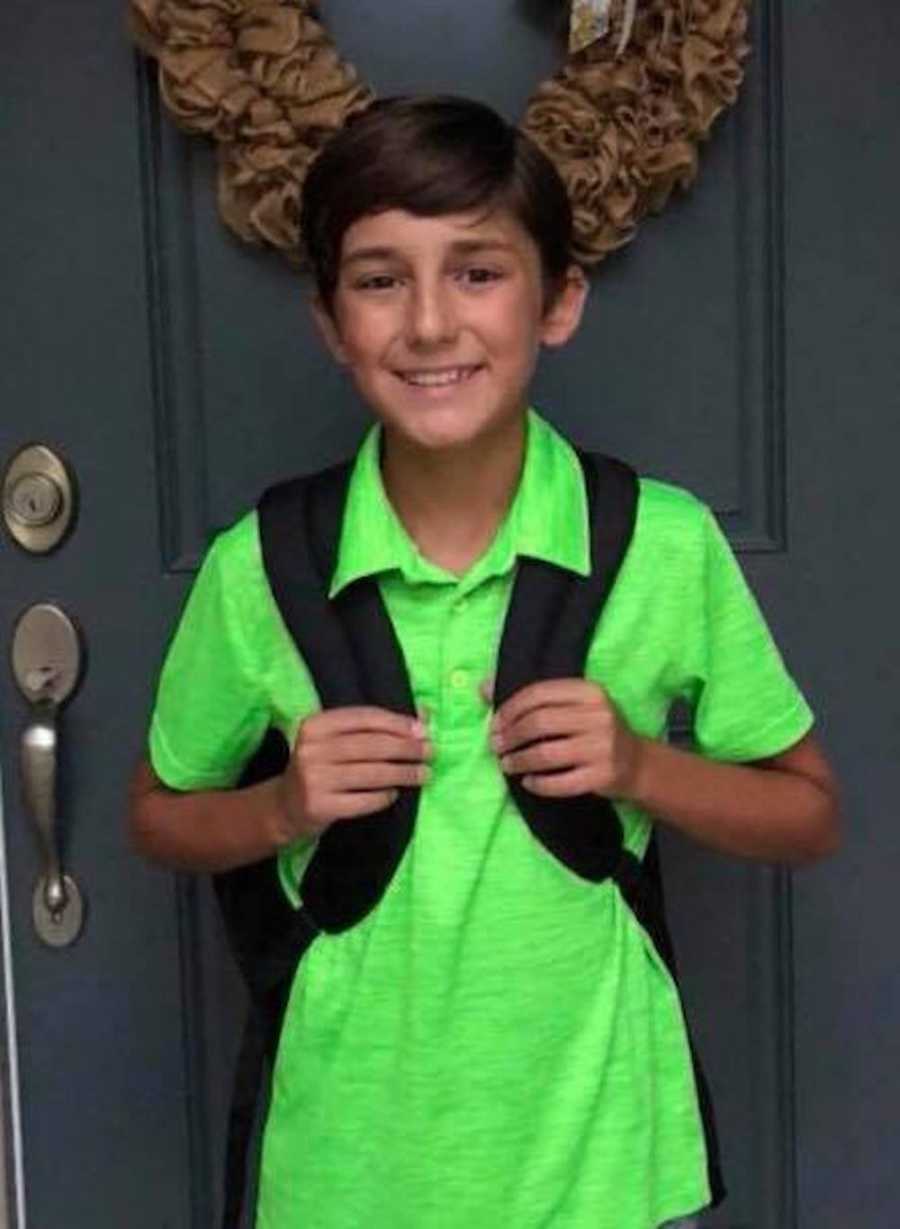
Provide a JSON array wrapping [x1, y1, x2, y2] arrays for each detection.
[[326, 761, 430, 792], [329, 789, 401, 820], [492, 707, 589, 753], [302, 705, 427, 740], [492, 679, 603, 731], [519, 767, 591, 797], [500, 735, 580, 776], [328, 733, 433, 763]]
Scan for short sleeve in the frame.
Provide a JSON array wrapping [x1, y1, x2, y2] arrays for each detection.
[[149, 520, 271, 790], [685, 509, 814, 762]]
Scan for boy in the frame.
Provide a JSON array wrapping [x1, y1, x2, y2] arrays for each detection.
[[130, 96, 839, 1229]]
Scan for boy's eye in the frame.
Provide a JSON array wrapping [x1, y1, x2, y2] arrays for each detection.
[[457, 266, 503, 286], [354, 273, 401, 292]]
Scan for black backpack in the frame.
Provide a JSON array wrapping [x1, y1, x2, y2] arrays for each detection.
[[215, 449, 723, 1225]]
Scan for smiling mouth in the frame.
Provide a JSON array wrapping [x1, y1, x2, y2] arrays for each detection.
[[395, 365, 483, 388]]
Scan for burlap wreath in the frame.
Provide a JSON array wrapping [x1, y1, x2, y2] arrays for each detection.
[[130, 0, 750, 266]]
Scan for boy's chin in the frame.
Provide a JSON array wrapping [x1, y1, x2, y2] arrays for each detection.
[[378, 396, 528, 453], [383, 412, 519, 455]]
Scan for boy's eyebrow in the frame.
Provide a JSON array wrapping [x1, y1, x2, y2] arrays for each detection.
[[340, 246, 400, 268], [446, 238, 517, 257], [340, 238, 517, 267]]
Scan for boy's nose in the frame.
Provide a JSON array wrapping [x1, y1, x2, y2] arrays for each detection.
[[405, 283, 458, 347]]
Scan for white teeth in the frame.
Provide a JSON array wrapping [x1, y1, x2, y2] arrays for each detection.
[[400, 366, 477, 387]]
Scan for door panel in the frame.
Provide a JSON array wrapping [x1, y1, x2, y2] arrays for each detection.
[[2, 2, 897, 1226]]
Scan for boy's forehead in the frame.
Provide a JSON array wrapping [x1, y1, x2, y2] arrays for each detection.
[[339, 207, 537, 263]]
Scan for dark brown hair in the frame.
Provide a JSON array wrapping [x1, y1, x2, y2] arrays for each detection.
[[300, 95, 574, 311]]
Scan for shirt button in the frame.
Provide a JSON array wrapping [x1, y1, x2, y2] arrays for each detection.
[[449, 668, 469, 690]]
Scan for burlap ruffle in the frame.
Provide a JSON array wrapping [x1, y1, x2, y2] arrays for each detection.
[[131, 0, 372, 257], [131, 0, 749, 266], [523, 0, 750, 262]]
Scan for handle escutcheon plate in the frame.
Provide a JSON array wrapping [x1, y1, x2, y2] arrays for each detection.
[[33, 876, 85, 948]]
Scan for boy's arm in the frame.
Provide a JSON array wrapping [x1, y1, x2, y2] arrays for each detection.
[[491, 680, 840, 865], [129, 758, 298, 872], [616, 729, 839, 863], [129, 706, 432, 872]]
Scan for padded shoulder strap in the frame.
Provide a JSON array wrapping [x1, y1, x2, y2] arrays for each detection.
[[495, 449, 639, 881], [257, 460, 420, 933], [494, 450, 637, 698], [258, 460, 361, 708]]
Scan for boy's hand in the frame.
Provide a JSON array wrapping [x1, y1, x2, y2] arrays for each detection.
[[490, 679, 645, 801], [277, 706, 432, 841]]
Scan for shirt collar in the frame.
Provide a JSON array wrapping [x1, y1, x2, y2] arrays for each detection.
[[328, 408, 590, 598]]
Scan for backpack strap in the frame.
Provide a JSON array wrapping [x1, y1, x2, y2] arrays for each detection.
[[495, 449, 639, 880], [258, 462, 420, 934]]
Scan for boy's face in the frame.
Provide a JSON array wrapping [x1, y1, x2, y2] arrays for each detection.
[[314, 207, 587, 455]]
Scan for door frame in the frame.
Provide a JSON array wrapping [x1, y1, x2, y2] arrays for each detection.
[[0, 772, 26, 1229]]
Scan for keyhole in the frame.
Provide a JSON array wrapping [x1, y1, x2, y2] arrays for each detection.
[[25, 664, 60, 696]]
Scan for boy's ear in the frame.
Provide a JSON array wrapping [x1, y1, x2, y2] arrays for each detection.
[[539, 264, 589, 349], [311, 295, 349, 365]]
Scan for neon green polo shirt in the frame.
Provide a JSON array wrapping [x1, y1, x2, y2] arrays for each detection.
[[150, 410, 812, 1229]]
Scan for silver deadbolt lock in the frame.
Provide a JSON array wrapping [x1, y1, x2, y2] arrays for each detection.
[[2, 445, 76, 553], [11, 604, 86, 947]]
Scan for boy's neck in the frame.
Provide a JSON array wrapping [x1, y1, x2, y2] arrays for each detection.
[[379, 416, 527, 576]]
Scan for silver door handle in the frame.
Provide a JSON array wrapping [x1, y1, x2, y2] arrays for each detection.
[[11, 605, 85, 947], [22, 697, 66, 914]]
